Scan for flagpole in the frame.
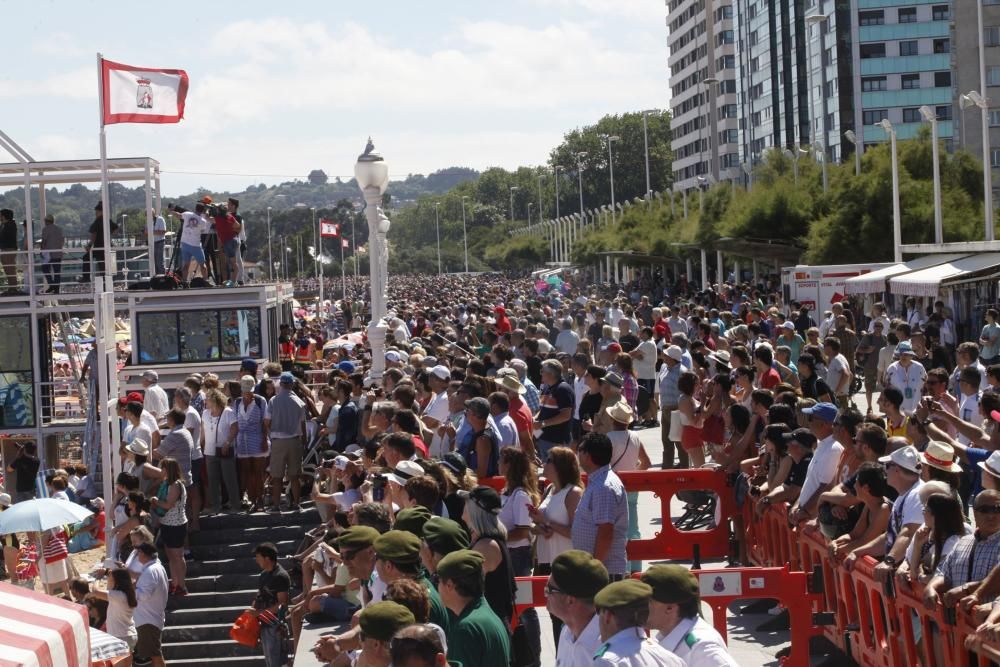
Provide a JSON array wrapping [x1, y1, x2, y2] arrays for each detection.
[[318, 230, 325, 323], [350, 214, 358, 283], [96, 53, 119, 557]]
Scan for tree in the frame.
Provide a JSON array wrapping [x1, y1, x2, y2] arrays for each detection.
[[307, 169, 328, 185]]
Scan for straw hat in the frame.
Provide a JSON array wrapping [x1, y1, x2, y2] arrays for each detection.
[[605, 401, 634, 425], [919, 441, 963, 473]]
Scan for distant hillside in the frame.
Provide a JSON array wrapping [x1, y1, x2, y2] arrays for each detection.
[[0, 167, 479, 237]]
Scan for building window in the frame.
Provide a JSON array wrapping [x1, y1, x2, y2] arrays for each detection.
[[990, 67, 1000, 86], [899, 41, 919, 57], [987, 27, 1000, 47], [0, 315, 35, 428], [718, 30, 735, 45], [902, 108, 922, 123], [721, 104, 738, 118], [859, 10, 885, 26], [750, 56, 759, 72], [137, 308, 262, 364], [933, 39, 950, 54], [719, 129, 738, 145], [716, 5, 733, 21], [752, 111, 762, 127], [932, 5, 950, 21], [862, 76, 887, 92], [936, 106, 952, 120], [863, 109, 889, 125], [901, 73, 920, 89], [990, 110, 1000, 127], [992, 148, 1000, 168], [720, 79, 737, 94], [934, 71, 951, 87], [898, 7, 917, 23], [749, 30, 758, 46], [718, 55, 735, 69], [861, 43, 886, 59]]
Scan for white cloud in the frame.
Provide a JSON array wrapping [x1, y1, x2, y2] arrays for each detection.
[[32, 31, 88, 58], [531, 0, 665, 21], [0, 67, 93, 99]]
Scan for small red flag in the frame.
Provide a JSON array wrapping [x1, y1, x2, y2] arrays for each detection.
[[320, 220, 339, 237]]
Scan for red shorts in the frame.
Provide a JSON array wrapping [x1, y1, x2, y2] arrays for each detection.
[[680, 425, 704, 451]]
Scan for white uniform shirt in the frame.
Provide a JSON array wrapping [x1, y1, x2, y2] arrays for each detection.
[[884, 360, 927, 413], [657, 616, 739, 666], [556, 615, 603, 667], [594, 626, 684, 666]]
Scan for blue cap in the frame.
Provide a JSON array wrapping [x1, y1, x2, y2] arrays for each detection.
[[802, 402, 838, 423], [337, 360, 356, 373], [279, 372, 295, 385], [241, 358, 258, 373]]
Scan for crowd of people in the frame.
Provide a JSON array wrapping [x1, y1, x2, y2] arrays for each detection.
[[8, 266, 1000, 666]]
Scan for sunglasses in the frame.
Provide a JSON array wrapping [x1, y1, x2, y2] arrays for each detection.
[[544, 583, 566, 596], [974, 504, 1000, 515]]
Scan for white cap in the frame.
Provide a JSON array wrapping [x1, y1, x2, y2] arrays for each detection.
[[429, 365, 451, 381], [665, 345, 683, 362], [0, 493, 10, 508], [385, 351, 402, 363], [878, 445, 921, 474], [333, 455, 351, 471], [781, 321, 795, 330], [385, 460, 424, 486]]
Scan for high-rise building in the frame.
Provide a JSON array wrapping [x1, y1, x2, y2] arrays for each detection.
[[954, 0, 1000, 198], [732, 0, 856, 171], [668, 0, 741, 192], [853, 1, 955, 148]]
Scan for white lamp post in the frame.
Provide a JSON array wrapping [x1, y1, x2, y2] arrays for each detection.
[[699, 77, 718, 183], [601, 134, 620, 222], [266, 206, 273, 281], [967, 90, 994, 240], [576, 152, 587, 218], [509, 186, 519, 222], [919, 105, 943, 245], [959, 94, 975, 148], [844, 130, 861, 176], [354, 138, 391, 382], [741, 162, 752, 192], [434, 202, 442, 275], [805, 13, 830, 194], [527, 203, 534, 226], [878, 119, 902, 263], [460, 196, 470, 273], [536, 170, 545, 221], [696, 175, 707, 212], [554, 165, 563, 219], [642, 109, 660, 204]]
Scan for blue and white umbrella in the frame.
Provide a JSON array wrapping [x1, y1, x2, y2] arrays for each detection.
[[0, 498, 92, 534]]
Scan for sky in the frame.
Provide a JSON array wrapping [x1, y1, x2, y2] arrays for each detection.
[[1, 0, 667, 196]]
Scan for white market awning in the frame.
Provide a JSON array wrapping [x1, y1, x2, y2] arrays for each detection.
[[888, 253, 1000, 297], [843, 254, 969, 294]]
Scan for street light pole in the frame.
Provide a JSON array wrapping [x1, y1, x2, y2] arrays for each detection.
[[509, 186, 519, 223], [434, 202, 441, 275], [354, 138, 391, 382], [554, 165, 563, 219], [576, 152, 587, 219], [537, 171, 544, 221], [266, 206, 273, 281], [642, 109, 660, 204], [698, 78, 718, 186], [460, 196, 469, 273], [878, 119, 902, 263], [979, 0, 995, 240], [844, 130, 861, 176], [527, 203, 534, 226], [919, 106, 943, 245], [806, 14, 830, 194], [601, 134, 620, 223]]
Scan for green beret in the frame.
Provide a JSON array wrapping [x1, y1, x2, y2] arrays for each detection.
[[594, 579, 653, 610], [641, 564, 700, 605], [336, 526, 380, 552], [394, 506, 432, 538], [374, 530, 421, 564], [359, 601, 416, 642], [551, 550, 609, 599], [423, 516, 470, 555], [436, 549, 484, 581]]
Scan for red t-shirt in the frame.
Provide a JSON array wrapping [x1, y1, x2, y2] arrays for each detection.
[[654, 320, 671, 340], [508, 396, 534, 435], [759, 367, 782, 390], [412, 436, 429, 458], [214, 214, 241, 243]]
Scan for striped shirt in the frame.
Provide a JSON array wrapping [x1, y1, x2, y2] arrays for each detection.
[[936, 529, 1000, 588]]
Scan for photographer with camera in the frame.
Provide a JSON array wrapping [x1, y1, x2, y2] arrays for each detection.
[[170, 202, 209, 283], [210, 201, 242, 285]]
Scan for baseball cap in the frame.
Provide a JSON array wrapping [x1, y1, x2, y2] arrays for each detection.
[[118, 391, 144, 406], [878, 445, 921, 474], [780, 321, 795, 330], [279, 372, 295, 385], [429, 365, 451, 381], [460, 486, 502, 514], [240, 358, 258, 373], [802, 402, 838, 423], [337, 360, 356, 373], [141, 370, 158, 382], [665, 345, 683, 362]]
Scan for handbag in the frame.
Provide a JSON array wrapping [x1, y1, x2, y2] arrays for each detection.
[[229, 610, 261, 648], [152, 482, 168, 518], [668, 409, 683, 442]]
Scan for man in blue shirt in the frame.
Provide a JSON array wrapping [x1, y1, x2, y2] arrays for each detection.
[[572, 432, 629, 579]]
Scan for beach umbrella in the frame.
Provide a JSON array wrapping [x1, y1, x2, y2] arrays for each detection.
[[0, 498, 92, 534]]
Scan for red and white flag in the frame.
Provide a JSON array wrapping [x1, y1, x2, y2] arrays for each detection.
[[101, 58, 189, 125], [320, 220, 339, 237], [342, 238, 350, 248]]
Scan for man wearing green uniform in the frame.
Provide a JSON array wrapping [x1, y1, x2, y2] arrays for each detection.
[[592, 579, 683, 666], [355, 601, 415, 667], [420, 516, 471, 574], [374, 530, 450, 633], [436, 549, 511, 667]]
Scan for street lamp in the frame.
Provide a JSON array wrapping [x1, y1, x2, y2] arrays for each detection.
[[967, 90, 994, 240], [919, 105, 943, 245], [527, 203, 534, 226], [575, 152, 587, 218], [509, 186, 519, 222], [554, 165, 563, 219], [696, 175, 707, 212], [266, 206, 273, 281], [959, 94, 975, 147], [460, 196, 470, 273], [844, 130, 861, 176], [536, 170, 545, 221], [642, 109, 661, 203], [601, 134, 620, 222], [877, 119, 902, 263], [434, 202, 441, 275], [741, 162, 752, 192], [699, 78, 718, 184], [354, 137, 391, 382], [805, 13, 830, 194]]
